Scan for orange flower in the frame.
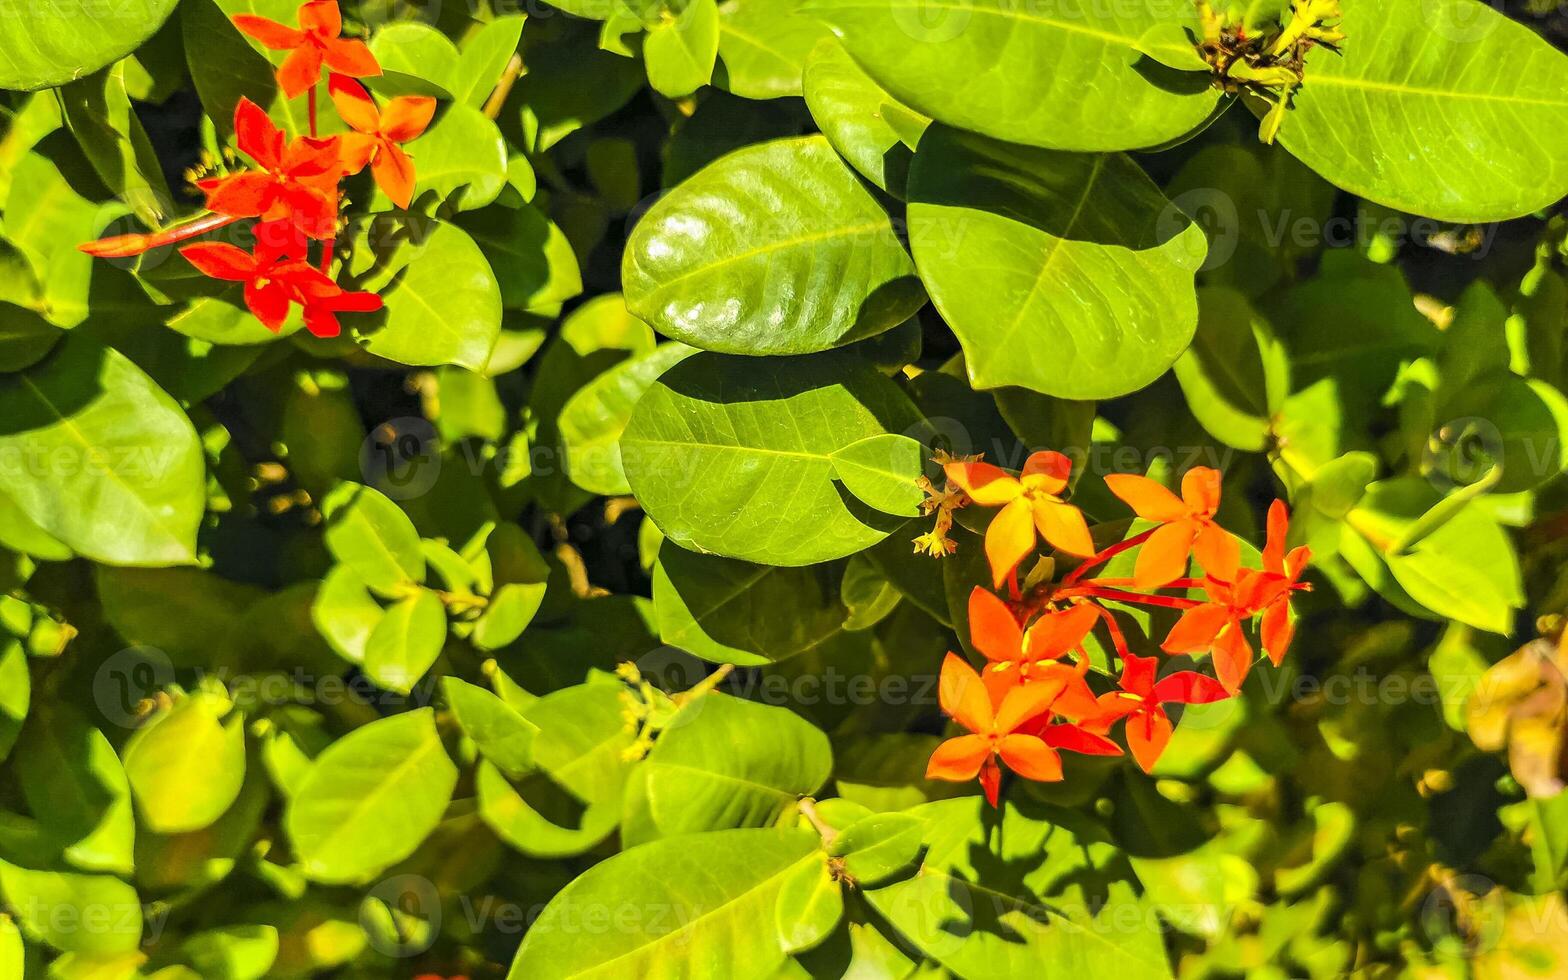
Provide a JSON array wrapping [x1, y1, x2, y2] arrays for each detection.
[[234, 0, 381, 99], [926, 652, 1072, 805], [328, 75, 435, 209], [1259, 499, 1311, 665], [1159, 533, 1287, 693], [944, 451, 1094, 588], [1105, 466, 1233, 589], [195, 98, 343, 238], [966, 586, 1100, 705], [1093, 654, 1229, 773]]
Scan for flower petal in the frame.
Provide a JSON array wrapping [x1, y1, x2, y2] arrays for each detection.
[[1022, 603, 1098, 661], [1181, 466, 1222, 516], [998, 735, 1062, 782], [979, 756, 1002, 807], [994, 677, 1066, 734], [1032, 499, 1094, 558], [1019, 450, 1072, 495], [1160, 602, 1229, 655], [202, 172, 276, 218], [944, 460, 1024, 507], [1211, 622, 1254, 694], [370, 143, 417, 209], [327, 73, 381, 133], [1263, 499, 1289, 574], [938, 652, 993, 734], [1118, 653, 1158, 699], [1104, 473, 1188, 522], [298, 0, 342, 36], [277, 43, 324, 99], [244, 279, 293, 331], [968, 587, 1022, 664], [1260, 600, 1294, 667], [1126, 707, 1173, 774], [1040, 724, 1123, 756], [1153, 670, 1230, 705], [179, 242, 256, 281], [302, 305, 343, 338], [233, 98, 283, 169], [1193, 522, 1239, 583], [1133, 520, 1197, 589], [232, 15, 306, 49], [984, 497, 1036, 588], [379, 96, 437, 143], [925, 734, 989, 782], [322, 37, 382, 77]]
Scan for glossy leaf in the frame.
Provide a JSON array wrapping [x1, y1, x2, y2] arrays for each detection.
[[122, 694, 247, 834], [908, 126, 1207, 398], [624, 136, 924, 356], [622, 350, 921, 565], [0, 0, 179, 91]]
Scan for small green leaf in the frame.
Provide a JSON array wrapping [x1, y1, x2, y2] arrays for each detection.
[[830, 433, 927, 518], [828, 812, 923, 885], [321, 483, 425, 598], [362, 589, 447, 695], [444, 677, 539, 777], [123, 694, 246, 834], [0, 862, 142, 954], [645, 0, 721, 98], [774, 854, 843, 954]]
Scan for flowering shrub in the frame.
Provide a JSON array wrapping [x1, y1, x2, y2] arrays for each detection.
[[1, 0, 1568, 977]]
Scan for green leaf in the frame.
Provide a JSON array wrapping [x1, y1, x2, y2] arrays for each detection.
[[284, 709, 457, 884], [622, 693, 832, 845], [560, 342, 697, 497], [507, 827, 821, 978], [186, 0, 303, 139], [14, 705, 135, 875], [0, 0, 179, 91], [0, 642, 29, 765], [357, 220, 503, 372], [369, 21, 461, 94], [374, 105, 507, 213], [830, 433, 927, 518], [1434, 372, 1568, 494], [321, 483, 425, 598], [622, 350, 922, 565], [471, 582, 548, 651], [716, 0, 832, 99], [181, 924, 279, 980], [58, 66, 173, 228], [444, 677, 539, 778], [516, 24, 644, 153], [0, 916, 21, 976], [805, 0, 1220, 151], [653, 547, 851, 665], [123, 694, 246, 834], [908, 125, 1206, 398], [802, 38, 927, 198], [828, 812, 923, 886], [0, 339, 204, 566], [1347, 478, 1523, 634], [452, 15, 527, 108], [478, 684, 636, 858], [0, 862, 141, 954], [311, 566, 385, 664], [1173, 287, 1290, 451], [362, 589, 447, 695], [863, 798, 1172, 977], [646, 0, 721, 98], [1276, 0, 1568, 222], [624, 136, 924, 356], [774, 854, 843, 954], [458, 203, 582, 312]]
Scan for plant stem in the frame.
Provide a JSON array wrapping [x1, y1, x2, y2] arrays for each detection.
[[483, 53, 524, 121], [1061, 528, 1157, 586], [78, 212, 241, 258], [796, 798, 837, 845]]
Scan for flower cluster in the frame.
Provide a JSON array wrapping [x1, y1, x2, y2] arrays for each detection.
[[925, 454, 1311, 805], [78, 0, 436, 337]]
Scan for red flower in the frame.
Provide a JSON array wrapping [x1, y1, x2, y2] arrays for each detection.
[[233, 0, 380, 99], [926, 653, 1074, 805], [966, 586, 1100, 708], [1159, 526, 1290, 693], [179, 220, 313, 331], [197, 99, 343, 238], [1104, 467, 1233, 588], [180, 219, 379, 337], [1093, 654, 1229, 773], [292, 269, 383, 339], [1258, 499, 1311, 665], [329, 75, 435, 209], [944, 450, 1095, 588]]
